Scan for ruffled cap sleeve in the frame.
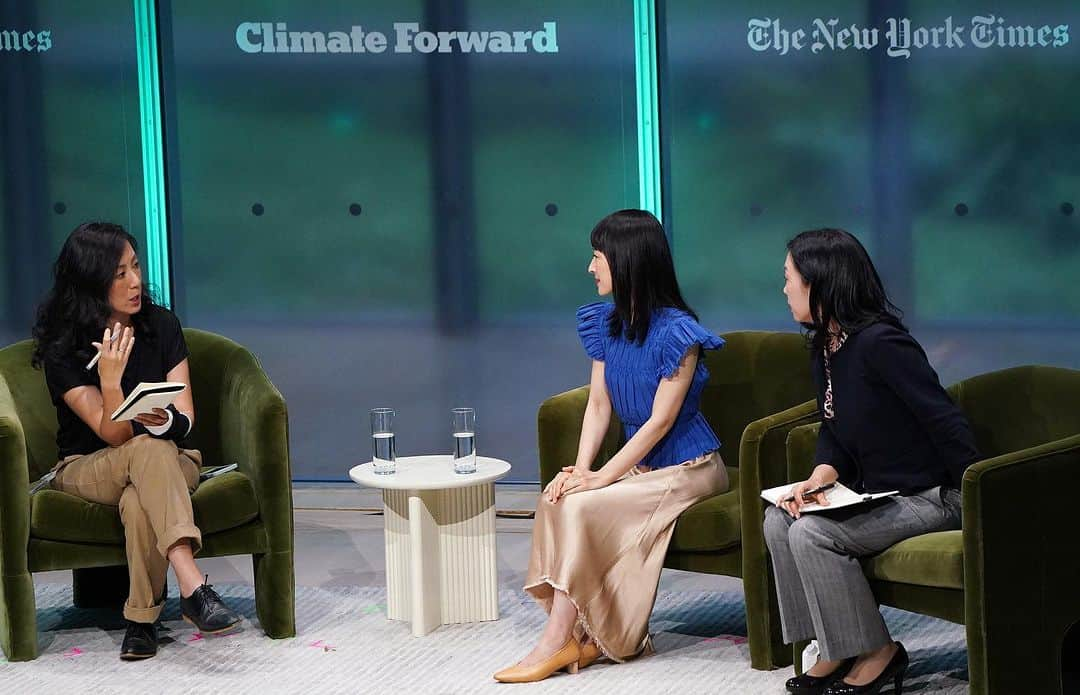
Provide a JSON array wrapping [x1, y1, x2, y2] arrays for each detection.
[[657, 314, 725, 379], [576, 302, 611, 361]]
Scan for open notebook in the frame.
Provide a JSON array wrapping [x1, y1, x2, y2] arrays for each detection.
[[110, 382, 187, 421], [760, 481, 899, 513]]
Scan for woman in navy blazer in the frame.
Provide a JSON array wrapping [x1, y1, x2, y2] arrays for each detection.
[[765, 229, 979, 695]]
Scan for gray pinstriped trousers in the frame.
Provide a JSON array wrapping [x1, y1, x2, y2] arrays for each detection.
[[763, 486, 962, 661]]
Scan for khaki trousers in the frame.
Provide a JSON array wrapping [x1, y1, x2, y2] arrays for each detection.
[[52, 435, 202, 623]]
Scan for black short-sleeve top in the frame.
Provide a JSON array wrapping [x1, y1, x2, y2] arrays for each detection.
[[43, 305, 189, 459]]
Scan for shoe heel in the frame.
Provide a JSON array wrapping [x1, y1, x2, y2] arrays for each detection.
[[565, 661, 580, 675]]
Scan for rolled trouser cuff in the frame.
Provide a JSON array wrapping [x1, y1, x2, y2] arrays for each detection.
[[123, 597, 164, 624], [157, 525, 203, 558]]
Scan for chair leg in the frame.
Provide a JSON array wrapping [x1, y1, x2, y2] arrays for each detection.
[[72, 566, 129, 609], [0, 571, 39, 661], [792, 638, 811, 675], [253, 550, 295, 638]]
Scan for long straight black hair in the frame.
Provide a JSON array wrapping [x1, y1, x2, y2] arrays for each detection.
[[32, 222, 157, 369], [590, 209, 697, 343], [786, 228, 905, 352]]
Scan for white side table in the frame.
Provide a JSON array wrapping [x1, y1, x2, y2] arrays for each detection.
[[348, 455, 512, 636]]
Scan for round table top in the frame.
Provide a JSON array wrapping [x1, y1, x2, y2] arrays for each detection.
[[348, 455, 512, 491]]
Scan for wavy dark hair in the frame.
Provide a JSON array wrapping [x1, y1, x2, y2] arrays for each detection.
[[590, 209, 697, 344], [31, 222, 156, 369], [786, 228, 905, 352]]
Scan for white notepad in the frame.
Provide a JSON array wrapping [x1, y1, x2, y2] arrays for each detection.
[[760, 481, 899, 513], [110, 382, 187, 421]]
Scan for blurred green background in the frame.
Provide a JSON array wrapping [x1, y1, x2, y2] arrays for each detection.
[[2, 0, 1077, 480]]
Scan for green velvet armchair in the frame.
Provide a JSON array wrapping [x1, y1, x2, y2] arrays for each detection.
[[0, 328, 296, 661], [780, 365, 1080, 695], [538, 330, 819, 669]]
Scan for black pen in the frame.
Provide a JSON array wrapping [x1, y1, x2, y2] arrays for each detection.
[[781, 482, 836, 503]]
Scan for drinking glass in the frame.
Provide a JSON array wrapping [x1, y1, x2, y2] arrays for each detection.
[[451, 407, 476, 474], [371, 408, 396, 474]]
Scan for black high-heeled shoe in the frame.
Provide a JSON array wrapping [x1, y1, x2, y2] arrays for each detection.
[[823, 642, 909, 695], [785, 657, 855, 695]]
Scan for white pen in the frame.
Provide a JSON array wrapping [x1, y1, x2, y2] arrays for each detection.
[[85, 331, 121, 371]]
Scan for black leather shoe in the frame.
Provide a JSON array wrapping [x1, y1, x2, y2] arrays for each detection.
[[786, 657, 855, 694], [824, 642, 909, 695], [180, 579, 241, 634], [120, 620, 158, 660]]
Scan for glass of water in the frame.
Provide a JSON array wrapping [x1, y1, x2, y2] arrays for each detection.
[[451, 407, 476, 474], [371, 408, 396, 475]]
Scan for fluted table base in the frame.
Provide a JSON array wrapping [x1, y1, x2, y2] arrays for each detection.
[[382, 484, 499, 636]]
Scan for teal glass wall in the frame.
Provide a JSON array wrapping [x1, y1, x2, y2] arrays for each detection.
[[1, 0, 147, 346], [163, 1, 640, 479], [664, 0, 1080, 384]]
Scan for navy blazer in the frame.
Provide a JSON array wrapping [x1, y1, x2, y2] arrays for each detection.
[[812, 321, 979, 493]]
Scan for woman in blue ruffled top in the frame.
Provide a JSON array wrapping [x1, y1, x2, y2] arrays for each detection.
[[494, 210, 730, 683]]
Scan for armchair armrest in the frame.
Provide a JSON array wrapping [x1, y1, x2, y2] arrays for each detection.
[[0, 377, 38, 660], [740, 399, 821, 563], [217, 346, 293, 551], [739, 399, 821, 513], [0, 398, 31, 581], [960, 433, 1080, 693], [962, 432, 1080, 504], [537, 385, 621, 487], [785, 421, 821, 483], [741, 400, 821, 568], [739, 399, 820, 669]]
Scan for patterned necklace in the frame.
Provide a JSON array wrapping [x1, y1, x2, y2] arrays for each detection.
[[822, 331, 849, 420]]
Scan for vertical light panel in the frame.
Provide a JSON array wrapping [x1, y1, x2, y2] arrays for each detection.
[[133, 0, 171, 307], [634, 0, 662, 219]]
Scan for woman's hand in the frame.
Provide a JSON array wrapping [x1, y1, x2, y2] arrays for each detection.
[[778, 477, 831, 519], [133, 407, 170, 429], [91, 323, 133, 387], [543, 470, 573, 503], [554, 466, 609, 501]]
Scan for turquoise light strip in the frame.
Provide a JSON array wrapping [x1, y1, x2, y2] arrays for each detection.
[[633, 0, 662, 219], [133, 0, 171, 307]]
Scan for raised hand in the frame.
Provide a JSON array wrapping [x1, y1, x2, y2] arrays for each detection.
[[91, 323, 134, 387]]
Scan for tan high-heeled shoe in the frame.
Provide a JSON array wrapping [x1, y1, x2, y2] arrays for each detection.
[[578, 640, 603, 670], [493, 638, 581, 683]]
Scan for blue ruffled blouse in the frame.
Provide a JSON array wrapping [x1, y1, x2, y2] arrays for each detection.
[[576, 302, 725, 470]]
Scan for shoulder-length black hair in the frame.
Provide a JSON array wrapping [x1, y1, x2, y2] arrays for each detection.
[[786, 228, 905, 352], [32, 222, 157, 369], [590, 209, 697, 343]]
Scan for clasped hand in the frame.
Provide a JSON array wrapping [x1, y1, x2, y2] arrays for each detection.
[[543, 467, 608, 503]]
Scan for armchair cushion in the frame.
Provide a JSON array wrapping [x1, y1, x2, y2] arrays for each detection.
[[670, 466, 741, 552], [862, 530, 964, 590], [29, 471, 259, 545]]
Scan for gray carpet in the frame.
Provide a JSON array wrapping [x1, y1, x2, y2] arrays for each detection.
[[0, 584, 970, 694]]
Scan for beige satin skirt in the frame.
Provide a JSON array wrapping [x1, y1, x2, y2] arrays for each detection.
[[524, 452, 729, 662]]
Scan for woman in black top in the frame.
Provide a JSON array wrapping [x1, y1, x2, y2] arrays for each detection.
[[32, 222, 241, 660], [764, 229, 978, 695]]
